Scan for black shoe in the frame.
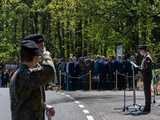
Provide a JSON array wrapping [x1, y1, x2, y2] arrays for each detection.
[[141, 111, 150, 114], [141, 109, 150, 114]]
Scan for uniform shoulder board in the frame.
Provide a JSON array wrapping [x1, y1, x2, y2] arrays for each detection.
[[146, 54, 153, 63]]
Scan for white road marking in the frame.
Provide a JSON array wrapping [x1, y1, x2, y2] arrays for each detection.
[[86, 115, 95, 120], [83, 109, 90, 114], [66, 95, 74, 100], [66, 95, 71, 97], [58, 92, 95, 120], [79, 104, 85, 108], [75, 101, 80, 104]]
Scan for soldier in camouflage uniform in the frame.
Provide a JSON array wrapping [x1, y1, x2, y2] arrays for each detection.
[[10, 40, 55, 120], [139, 45, 153, 114], [23, 34, 56, 119], [23, 34, 57, 82]]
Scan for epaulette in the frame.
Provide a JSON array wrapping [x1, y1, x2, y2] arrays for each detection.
[[146, 54, 153, 62]]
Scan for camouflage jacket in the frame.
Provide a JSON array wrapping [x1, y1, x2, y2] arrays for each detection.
[[10, 63, 54, 120]]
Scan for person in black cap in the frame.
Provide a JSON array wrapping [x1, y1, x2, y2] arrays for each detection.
[[23, 34, 57, 119], [9, 40, 55, 120], [23, 34, 44, 47], [23, 34, 56, 80], [138, 45, 153, 114]]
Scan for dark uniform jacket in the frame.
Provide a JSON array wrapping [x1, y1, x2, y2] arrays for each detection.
[[141, 54, 153, 80], [140, 53, 153, 109], [10, 64, 54, 120]]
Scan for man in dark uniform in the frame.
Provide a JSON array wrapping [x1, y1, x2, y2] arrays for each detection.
[[139, 45, 153, 114], [98, 58, 108, 90], [10, 40, 55, 120]]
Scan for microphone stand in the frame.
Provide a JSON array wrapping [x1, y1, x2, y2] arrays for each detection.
[[152, 64, 156, 104], [132, 64, 136, 106], [125, 61, 143, 113], [123, 73, 128, 112]]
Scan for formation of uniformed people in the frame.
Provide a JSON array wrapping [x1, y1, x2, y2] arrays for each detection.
[[55, 55, 138, 91], [9, 34, 56, 120]]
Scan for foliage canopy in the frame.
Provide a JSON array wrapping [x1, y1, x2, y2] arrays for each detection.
[[1, 0, 160, 62]]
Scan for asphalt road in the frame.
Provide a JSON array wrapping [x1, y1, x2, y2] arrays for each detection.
[[66, 90, 160, 120], [0, 88, 87, 120], [1, 88, 160, 120]]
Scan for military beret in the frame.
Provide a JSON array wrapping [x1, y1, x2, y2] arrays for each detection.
[[23, 34, 44, 43], [21, 40, 42, 56], [138, 44, 148, 50]]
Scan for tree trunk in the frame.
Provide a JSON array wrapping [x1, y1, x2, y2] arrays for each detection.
[[33, 12, 38, 33], [57, 19, 64, 58], [21, 17, 25, 38]]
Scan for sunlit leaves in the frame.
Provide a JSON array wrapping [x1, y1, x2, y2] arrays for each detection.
[[0, 0, 160, 61]]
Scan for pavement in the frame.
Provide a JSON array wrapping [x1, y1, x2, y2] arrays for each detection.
[[1, 88, 160, 120], [66, 90, 160, 120]]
